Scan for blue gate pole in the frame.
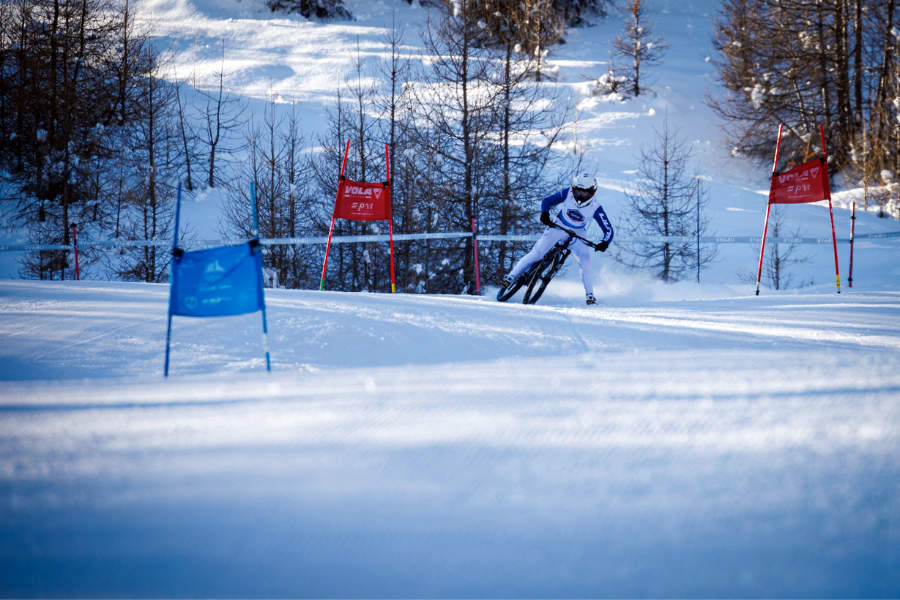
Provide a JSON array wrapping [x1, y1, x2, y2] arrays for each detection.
[[164, 298, 173, 377], [261, 303, 272, 372], [251, 181, 271, 372], [164, 182, 182, 377]]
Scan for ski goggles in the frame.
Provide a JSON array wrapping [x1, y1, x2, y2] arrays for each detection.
[[572, 186, 596, 203]]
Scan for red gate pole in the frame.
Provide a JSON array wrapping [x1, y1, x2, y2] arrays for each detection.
[[849, 201, 856, 288], [320, 140, 350, 291], [826, 197, 841, 293], [820, 124, 841, 294], [756, 123, 783, 295], [385, 143, 396, 293], [755, 203, 772, 296], [388, 218, 396, 293], [70, 223, 80, 281], [471, 216, 481, 295]]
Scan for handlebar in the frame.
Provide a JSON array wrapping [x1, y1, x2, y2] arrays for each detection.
[[548, 222, 601, 250]]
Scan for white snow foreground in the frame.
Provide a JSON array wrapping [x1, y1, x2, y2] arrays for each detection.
[[0, 280, 898, 596]]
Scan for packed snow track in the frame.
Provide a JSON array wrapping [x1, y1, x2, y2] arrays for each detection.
[[0, 281, 898, 596]]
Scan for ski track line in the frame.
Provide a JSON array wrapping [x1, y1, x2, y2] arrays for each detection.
[[3, 347, 898, 408], [590, 309, 900, 351], [12, 314, 167, 363]]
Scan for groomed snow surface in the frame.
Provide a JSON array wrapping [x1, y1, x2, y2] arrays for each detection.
[[1, 279, 898, 597], [1, 0, 899, 594]]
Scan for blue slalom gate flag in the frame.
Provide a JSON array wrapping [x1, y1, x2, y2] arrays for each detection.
[[170, 241, 264, 317], [165, 182, 271, 376]]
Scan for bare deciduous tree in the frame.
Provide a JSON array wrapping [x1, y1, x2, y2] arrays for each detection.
[[485, 7, 567, 281], [197, 44, 246, 188], [618, 116, 715, 282], [612, 0, 667, 97], [710, 0, 898, 178], [763, 206, 810, 290], [173, 76, 198, 192], [114, 50, 179, 283], [0, 0, 154, 279], [414, 2, 501, 293]]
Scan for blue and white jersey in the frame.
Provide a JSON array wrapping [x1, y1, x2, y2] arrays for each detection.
[[540, 188, 614, 243]]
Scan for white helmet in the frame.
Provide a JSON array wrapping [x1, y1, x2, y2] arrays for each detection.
[[571, 172, 597, 206]]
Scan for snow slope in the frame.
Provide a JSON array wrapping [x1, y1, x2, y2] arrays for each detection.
[[2, 0, 899, 595], [1, 279, 898, 596], [3, 0, 899, 287]]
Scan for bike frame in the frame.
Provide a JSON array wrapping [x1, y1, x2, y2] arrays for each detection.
[[548, 223, 600, 250], [521, 225, 599, 304]]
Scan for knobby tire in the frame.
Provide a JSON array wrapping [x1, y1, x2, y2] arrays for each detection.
[[522, 251, 560, 304], [496, 277, 524, 302], [497, 261, 543, 302]]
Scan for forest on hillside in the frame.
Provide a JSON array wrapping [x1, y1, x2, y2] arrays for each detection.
[[0, 0, 896, 292]]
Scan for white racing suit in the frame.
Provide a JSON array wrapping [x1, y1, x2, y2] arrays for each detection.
[[507, 187, 614, 297]]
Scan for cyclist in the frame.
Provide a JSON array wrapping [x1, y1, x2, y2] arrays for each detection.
[[500, 172, 614, 305]]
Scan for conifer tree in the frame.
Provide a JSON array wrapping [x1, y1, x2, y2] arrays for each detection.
[[612, 0, 667, 97], [618, 116, 715, 282]]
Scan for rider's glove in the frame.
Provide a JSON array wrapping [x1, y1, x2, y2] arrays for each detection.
[[540, 211, 552, 226], [596, 241, 609, 252]]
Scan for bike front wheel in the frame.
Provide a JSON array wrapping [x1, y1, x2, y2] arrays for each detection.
[[496, 276, 524, 302]]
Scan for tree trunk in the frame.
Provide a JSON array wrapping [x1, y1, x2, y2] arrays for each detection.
[[816, 0, 833, 137], [461, 22, 476, 293], [834, 0, 853, 161], [874, 0, 896, 144], [499, 40, 513, 276], [852, 0, 862, 128], [176, 83, 194, 190]]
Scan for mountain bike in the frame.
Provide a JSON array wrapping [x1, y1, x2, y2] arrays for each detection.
[[496, 225, 601, 305]]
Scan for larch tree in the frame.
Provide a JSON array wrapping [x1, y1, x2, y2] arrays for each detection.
[[618, 116, 715, 282], [710, 0, 898, 182], [612, 0, 667, 97]]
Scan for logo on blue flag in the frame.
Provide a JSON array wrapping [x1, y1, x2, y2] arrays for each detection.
[[170, 242, 264, 317]]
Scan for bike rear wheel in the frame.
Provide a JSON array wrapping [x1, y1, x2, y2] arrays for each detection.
[[522, 251, 562, 304]]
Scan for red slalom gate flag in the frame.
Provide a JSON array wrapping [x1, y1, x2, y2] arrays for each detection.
[[334, 179, 391, 221], [320, 142, 397, 292], [769, 158, 830, 204], [756, 123, 840, 296]]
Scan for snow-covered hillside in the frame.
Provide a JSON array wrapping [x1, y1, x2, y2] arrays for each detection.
[[2, 0, 899, 595], [2, 0, 898, 286], [117, 0, 900, 292]]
